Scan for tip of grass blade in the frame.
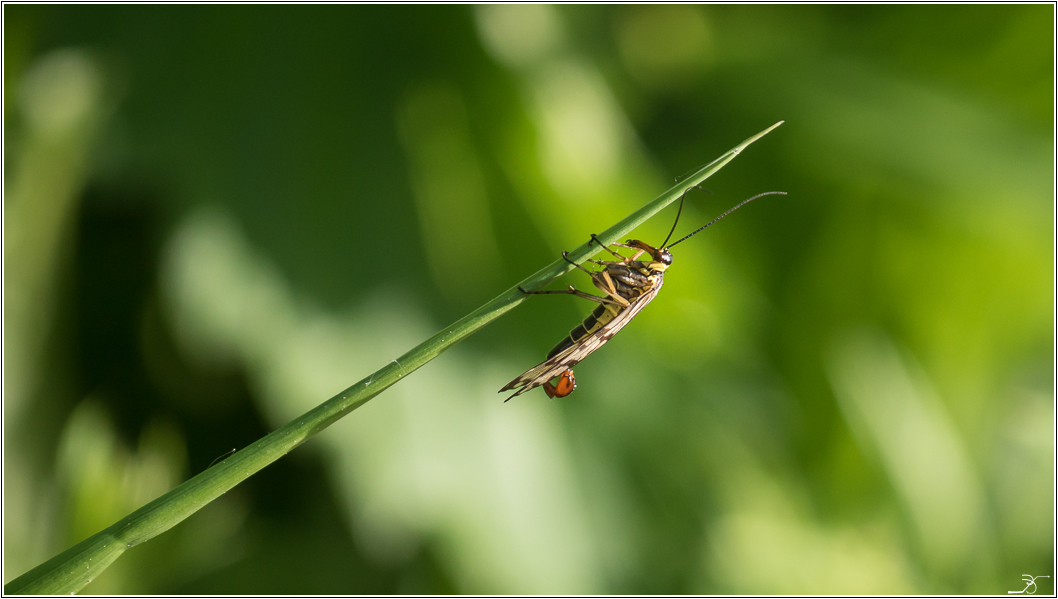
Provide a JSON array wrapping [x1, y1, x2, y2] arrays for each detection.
[[732, 121, 784, 155]]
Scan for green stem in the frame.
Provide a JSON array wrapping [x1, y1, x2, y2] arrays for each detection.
[[5, 121, 781, 595]]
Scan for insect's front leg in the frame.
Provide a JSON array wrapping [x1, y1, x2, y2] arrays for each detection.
[[622, 247, 647, 261], [589, 234, 629, 261], [589, 234, 649, 262]]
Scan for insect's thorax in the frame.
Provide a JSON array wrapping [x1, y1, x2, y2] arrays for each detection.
[[597, 261, 663, 302]]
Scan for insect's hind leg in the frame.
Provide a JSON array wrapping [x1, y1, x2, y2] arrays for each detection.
[[518, 285, 622, 307]]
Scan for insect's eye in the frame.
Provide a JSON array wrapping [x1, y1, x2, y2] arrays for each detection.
[[660, 250, 673, 265]]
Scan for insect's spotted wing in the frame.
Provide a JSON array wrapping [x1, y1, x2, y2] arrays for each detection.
[[499, 332, 603, 400], [500, 278, 663, 401]]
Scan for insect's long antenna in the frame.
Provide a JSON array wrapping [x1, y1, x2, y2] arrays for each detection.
[[667, 191, 787, 248], [659, 185, 709, 248]]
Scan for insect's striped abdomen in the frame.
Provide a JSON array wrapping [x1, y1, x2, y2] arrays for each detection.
[[546, 304, 618, 359]]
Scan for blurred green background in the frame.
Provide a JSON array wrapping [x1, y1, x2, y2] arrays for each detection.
[[4, 5, 1052, 594]]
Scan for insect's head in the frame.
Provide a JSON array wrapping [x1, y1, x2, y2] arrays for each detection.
[[659, 248, 673, 266]]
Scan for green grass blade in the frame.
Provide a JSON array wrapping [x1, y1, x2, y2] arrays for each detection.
[[4, 121, 781, 595]]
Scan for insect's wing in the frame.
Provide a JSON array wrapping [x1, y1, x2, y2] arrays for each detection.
[[499, 353, 568, 394], [499, 331, 609, 398], [501, 280, 663, 400]]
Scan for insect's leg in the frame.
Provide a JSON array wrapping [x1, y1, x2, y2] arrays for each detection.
[[567, 253, 629, 307], [519, 286, 573, 295], [518, 284, 622, 306], [562, 249, 642, 276], [591, 235, 650, 263], [598, 269, 620, 298], [590, 233, 631, 253], [613, 244, 647, 261], [565, 285, 624, 306], [593, 270, 631, 307], [589, 234, 628, 261], [600, 239, 646, 261], [561, 251, 599, 276]]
